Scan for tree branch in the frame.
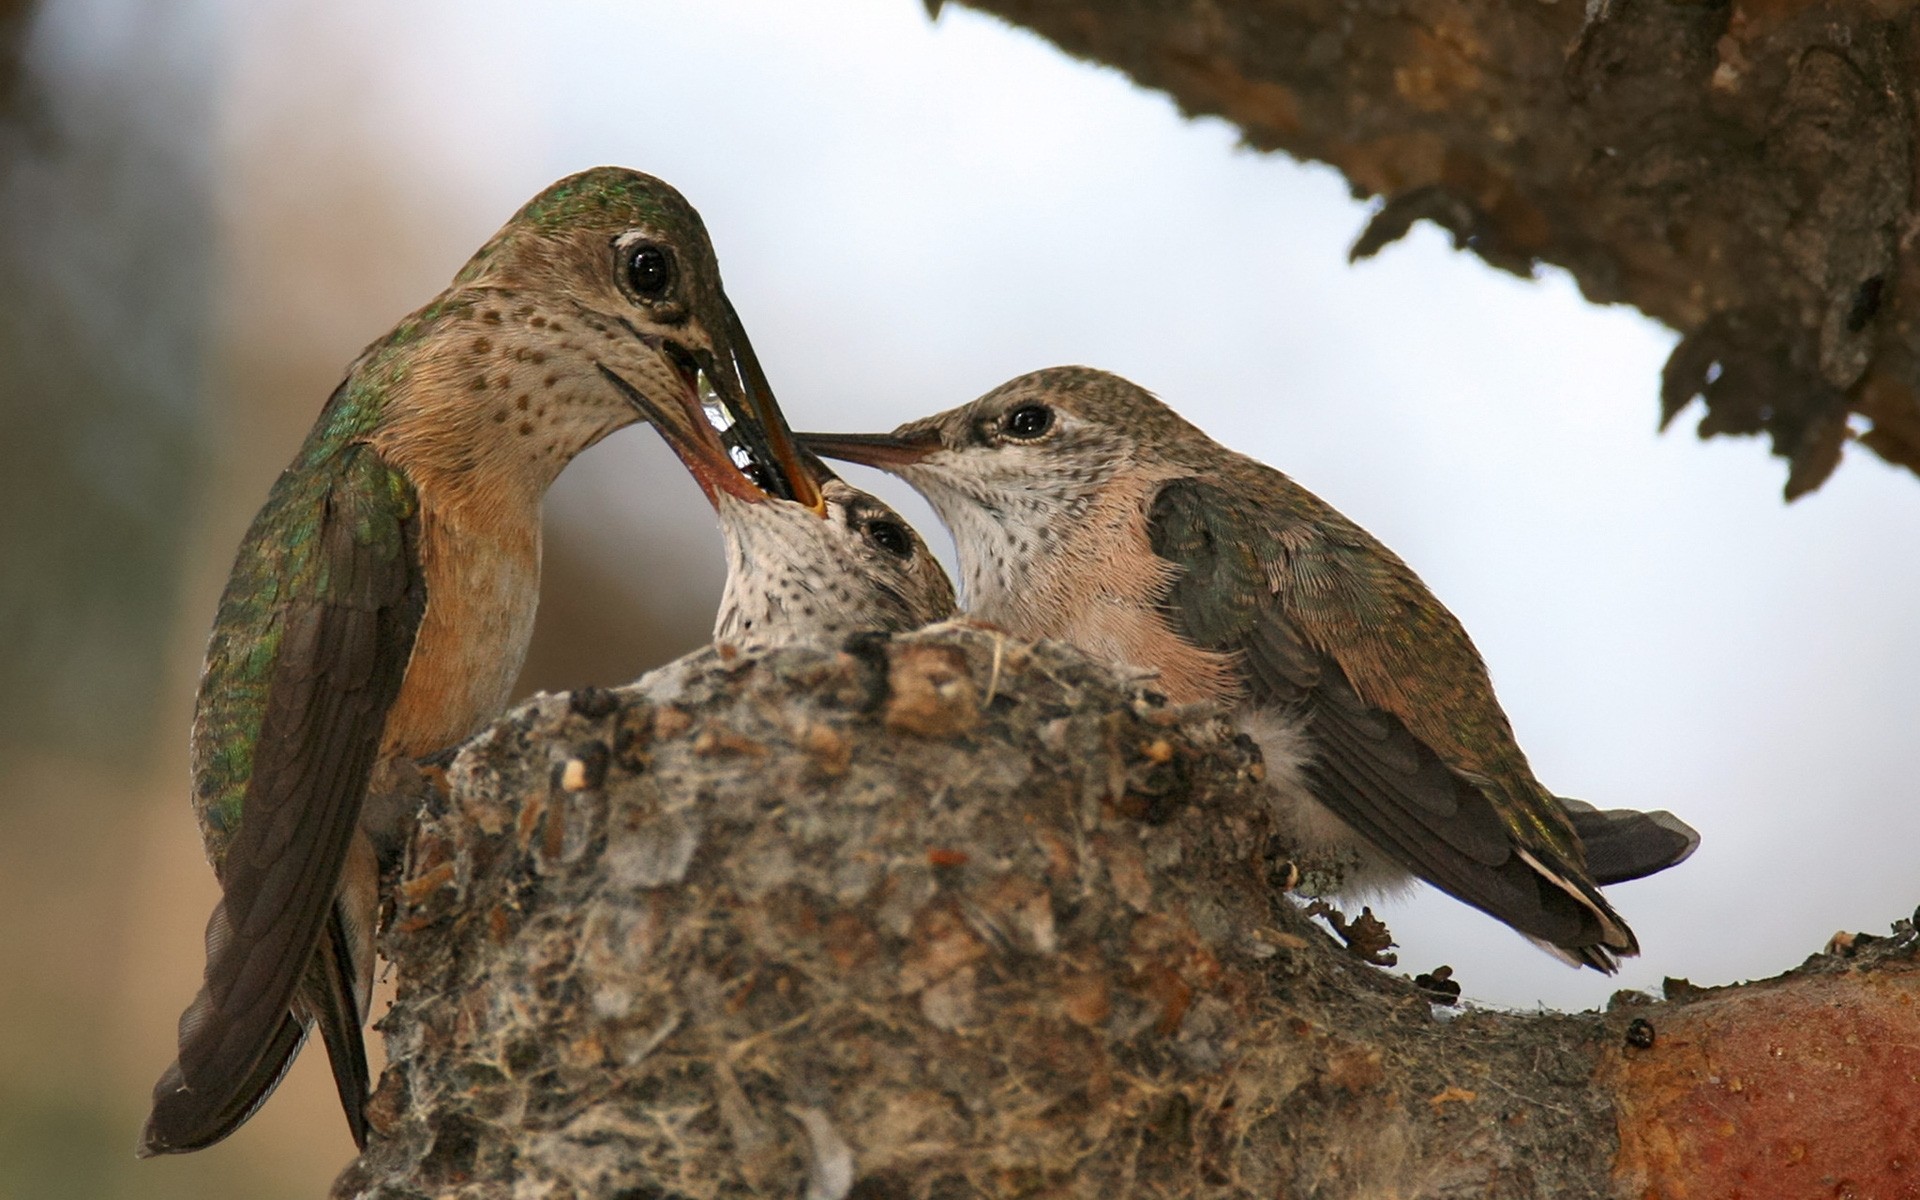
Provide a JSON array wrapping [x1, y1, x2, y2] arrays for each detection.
[[949, 0, 1920, 498], [332, 626, 1919, 1199]]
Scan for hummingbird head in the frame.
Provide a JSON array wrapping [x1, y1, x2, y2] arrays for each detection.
[[799, 367, 1199, 614], [801, 366, 1210, 498], [709, 467, 956, 648], [386, 167, 821, 510]]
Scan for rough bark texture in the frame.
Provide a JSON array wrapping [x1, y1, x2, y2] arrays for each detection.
[[948, 0, 1920, 498], [333, 626, 1918, 1199]]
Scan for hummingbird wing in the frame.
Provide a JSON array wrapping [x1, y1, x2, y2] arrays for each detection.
[[143, 443, 424, 1154], [1148, 477, 1635, 970]]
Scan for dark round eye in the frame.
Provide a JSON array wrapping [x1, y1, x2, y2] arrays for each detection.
[[625, 242, 674, 299], [864, 518, 913, 559], [1002, 404, 1053, 439]]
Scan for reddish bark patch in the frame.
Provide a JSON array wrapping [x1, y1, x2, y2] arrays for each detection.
[[1607, 971, 1920, 1198]]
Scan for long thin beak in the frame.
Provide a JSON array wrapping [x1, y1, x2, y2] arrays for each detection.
[[598, 299, 827, 513], [708, 295, 826, 514], [798, 429, 940, 469], [595, 359, 773, 506]]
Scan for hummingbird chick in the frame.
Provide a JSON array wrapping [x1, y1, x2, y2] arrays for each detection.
[[712, 474, 956, 645], [805, 366, 1699, 972], [144, 168, 820, 1156], [644, 392, 954, 644]]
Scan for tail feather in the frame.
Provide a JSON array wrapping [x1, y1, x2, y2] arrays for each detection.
[[1564, 799, 1702, 886], [305, 905, 371, 1149], [1512, 845, 1637, 973], [1525, 934, 1620, 973], [140, 884, 374, 1155], [140, 1000, 309, 1156]]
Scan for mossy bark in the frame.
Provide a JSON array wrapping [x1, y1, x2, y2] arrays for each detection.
[[333, 626, 1918, 1199]]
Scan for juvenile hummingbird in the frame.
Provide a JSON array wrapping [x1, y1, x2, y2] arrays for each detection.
[[804, 367, 1698, 971], [142, 167, 821, 1155], [645, 394, 955, 643]]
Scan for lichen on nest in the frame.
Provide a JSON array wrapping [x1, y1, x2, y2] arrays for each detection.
[[335, 623, 1620, 1200]]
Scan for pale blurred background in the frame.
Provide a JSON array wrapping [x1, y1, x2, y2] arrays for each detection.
[[2, 0, 1916, 1195]]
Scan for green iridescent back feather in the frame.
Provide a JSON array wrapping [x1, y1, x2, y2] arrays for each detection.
[[191, 390, 420, 867]]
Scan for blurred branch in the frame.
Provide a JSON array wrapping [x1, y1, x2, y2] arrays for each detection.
[[0, 0, 214, 769], [947, 0, 1920, 499], [0, 0, 32, 111], [336, 627, 1919, 1199]]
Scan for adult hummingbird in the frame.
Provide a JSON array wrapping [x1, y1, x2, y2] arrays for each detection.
[[804, 367, 1698, 971], [645, 391, 955, 643], [142, 167, 821, 1156]]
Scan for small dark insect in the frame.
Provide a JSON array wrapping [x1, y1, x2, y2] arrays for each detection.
[[1625, 1017, 1656, 1050]]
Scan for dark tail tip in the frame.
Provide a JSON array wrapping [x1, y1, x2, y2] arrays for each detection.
[[1564, 798, 1703, 886], [139, 1066, 222, 1157], [139, 1008, 310, 1157], [136, 1067, 189, 1157], [1577, 944, 1622, 974], [311, 918, 372, 1151]]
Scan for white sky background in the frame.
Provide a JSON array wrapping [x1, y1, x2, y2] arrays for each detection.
[[218, 0, 1920, 1012]]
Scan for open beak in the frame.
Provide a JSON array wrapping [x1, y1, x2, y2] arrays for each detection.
[[797, 429, 940, 469], [596, 303, 825, 513], [707, 295, 825, 514]]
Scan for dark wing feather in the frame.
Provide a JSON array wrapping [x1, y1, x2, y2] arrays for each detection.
[[143, 446, 422, 1154], [1149, 477, 1630, 968]]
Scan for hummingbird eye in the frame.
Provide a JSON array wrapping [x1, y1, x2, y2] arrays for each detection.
[[624, 241, 675, 300], [864, 518, 913, 559], [1001, 404, 1053, 440]]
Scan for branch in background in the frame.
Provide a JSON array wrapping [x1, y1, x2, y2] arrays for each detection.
[[0, 0, 34, 111], [333, 626, 1919, 1199], [953, 0, 1920, 498]]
